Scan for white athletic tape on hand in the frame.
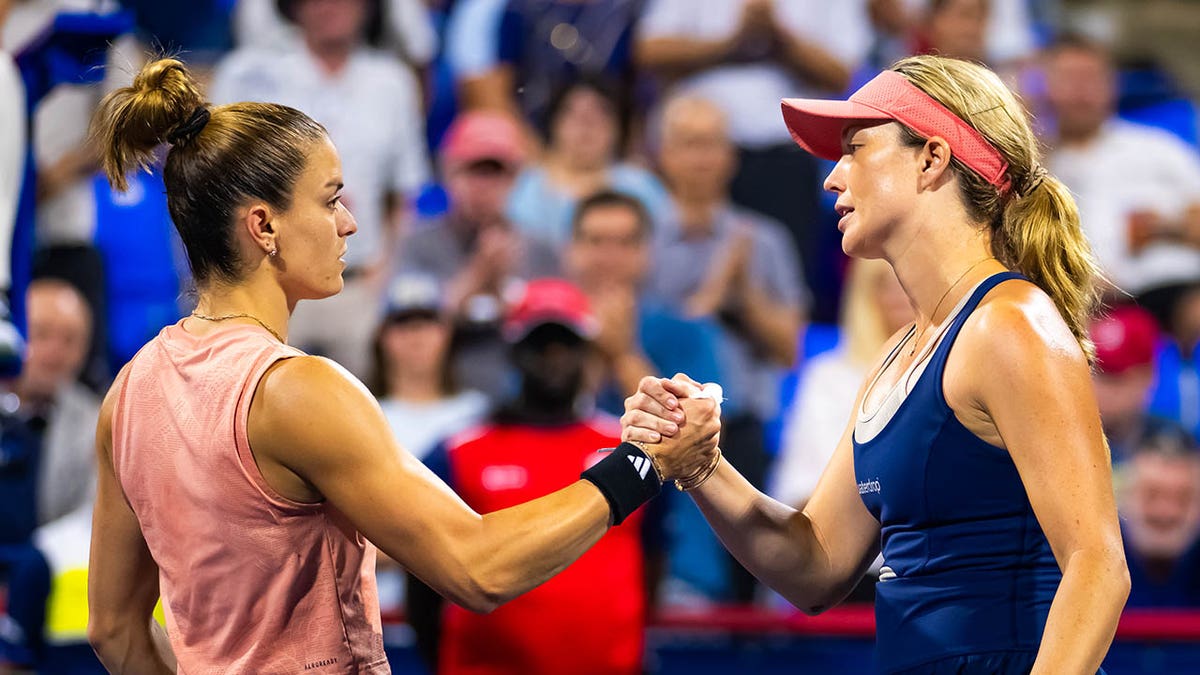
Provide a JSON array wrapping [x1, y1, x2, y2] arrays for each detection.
[[691, 382, 724, 416]]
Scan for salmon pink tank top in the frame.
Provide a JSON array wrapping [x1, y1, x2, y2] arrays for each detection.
[[110, 321, 390, 674]]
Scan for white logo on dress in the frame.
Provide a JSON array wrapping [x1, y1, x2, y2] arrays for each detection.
[[858, 479, 881, 495]]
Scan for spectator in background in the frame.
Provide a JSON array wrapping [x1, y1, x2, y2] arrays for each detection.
[[443, 0, 508, 110], [507, 77, 668, 249], [409, 279, 651, 675], [563, 190, 729, 605], [468, 0, 643, 137], [19, 279, 99, 528], [914, 0, 989, 63], [0, 278, 97, 668], [636, 0, 872, 296], [1149, 283, 1200, 440], [564, 190, 720, 408], [370, 273, 490, 463], [1119, 420, 1200, 608], [1090, 303, 1163, 463], [1044, 34, 1200, 301], [233, 0, 438, 67], [869, 0, 1036, 68], [772, 259, 912, 510], [211, 0, 430, 377], [649, 93, 806, 602], [397, 111, 558, 403], [3, 0, 138, 247]]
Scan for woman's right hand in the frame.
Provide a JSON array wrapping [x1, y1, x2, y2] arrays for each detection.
[[621, 374, 720, 480]]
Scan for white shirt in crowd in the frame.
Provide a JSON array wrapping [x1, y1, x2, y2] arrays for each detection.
[[637, 0, 872, 148], [1048, 119, 1200, 294], [211, 45, 430, 269], [379, 390, 490, 461], [233, 0, 438, 65], [0, 55, 23, 290], [771, 349, 865, 508]]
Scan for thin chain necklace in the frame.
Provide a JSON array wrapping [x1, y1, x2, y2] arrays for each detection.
[[191, 312, 285, 344], [908, 257, 995, 357]]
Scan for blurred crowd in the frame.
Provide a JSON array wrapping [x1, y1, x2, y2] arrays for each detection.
[[2, 0, 1200, 672]]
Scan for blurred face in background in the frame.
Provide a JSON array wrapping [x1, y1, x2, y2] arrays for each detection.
[[1092, 365, 1154, 434], [293, 0, 370, 50], [567, 203, 649, 291], [658, 99, 736, 202], [1045, 45, 1117, 142], [379, 312, 452, 389], [22, 280, 90, 402], [514, 324, 590, 403], [445, 160, 518, 227], [550, 86, 619, 170], [1125, 451, 1200, 560], [926, 0, 988, 63]]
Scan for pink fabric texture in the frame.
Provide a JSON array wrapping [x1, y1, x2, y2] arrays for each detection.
[[111, 321, 390, 674], [781, 70, 1012, 192]]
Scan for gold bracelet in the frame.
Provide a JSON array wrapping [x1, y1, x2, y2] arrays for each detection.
[[630, 439, 666, 484], [675, 447, 722, 492]]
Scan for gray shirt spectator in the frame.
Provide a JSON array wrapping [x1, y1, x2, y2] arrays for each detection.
[[396, 111, 559, 402], [647, 203, 804, 421]]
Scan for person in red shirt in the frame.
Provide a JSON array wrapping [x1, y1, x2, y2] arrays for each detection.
[[410, 278, 651, 675]]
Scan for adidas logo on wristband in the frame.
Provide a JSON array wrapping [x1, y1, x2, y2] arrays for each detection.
[[628, 455, 651, 480]]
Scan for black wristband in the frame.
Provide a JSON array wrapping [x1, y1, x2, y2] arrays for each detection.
[[581, 442, 662, 525]]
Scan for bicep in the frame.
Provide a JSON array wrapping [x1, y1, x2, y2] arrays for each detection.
[[256, 361, 487, 587], [972, 305, 1122, 566]]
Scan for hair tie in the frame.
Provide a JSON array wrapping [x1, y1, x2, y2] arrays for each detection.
[[1018, 165, 1048, 199], [167, 106, 211, 145]]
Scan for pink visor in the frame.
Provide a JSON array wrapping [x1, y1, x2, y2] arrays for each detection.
[[781, 70, 1011, 193]]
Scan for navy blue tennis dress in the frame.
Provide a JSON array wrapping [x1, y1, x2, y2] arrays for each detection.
[[853, 272, 1103, 674]]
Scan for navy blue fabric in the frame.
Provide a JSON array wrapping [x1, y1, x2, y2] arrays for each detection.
[[853, 272, 1064, 674], [495, 0, 639, 130]]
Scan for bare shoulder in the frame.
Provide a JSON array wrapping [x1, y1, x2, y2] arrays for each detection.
[[959, 278, 1086, 365], [253, 354, 374, 424]]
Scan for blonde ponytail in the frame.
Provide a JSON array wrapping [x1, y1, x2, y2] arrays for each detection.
[[91, 57, 205, 192], [891, 55, 1103, 362], [996, 174, 1102, 361]]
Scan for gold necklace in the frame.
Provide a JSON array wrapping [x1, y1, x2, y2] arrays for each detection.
[[908, 257, 995, 357], [191, 312, 285, 343]]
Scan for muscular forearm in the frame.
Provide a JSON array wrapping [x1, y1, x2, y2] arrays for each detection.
[[689, 461, 839, 611], [90, 619, 175, 675], [775, 32, 851, 92], [448, 481, 612, 611], [1032, 548, 1129, 674], [635, 37, 737, 78]]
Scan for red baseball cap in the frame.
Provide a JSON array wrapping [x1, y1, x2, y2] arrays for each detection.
[[1090, 305, 1160, 375], [781, 69, 1011, 193], [503, 278, 598, 343], [440, 111, 527, 171]]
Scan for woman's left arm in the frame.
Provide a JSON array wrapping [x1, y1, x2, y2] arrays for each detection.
[[963, 289, 1129, 675]]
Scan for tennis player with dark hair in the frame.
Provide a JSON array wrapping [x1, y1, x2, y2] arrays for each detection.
[[625, 54, 1129, 674], [84, 57, 720, 675]]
